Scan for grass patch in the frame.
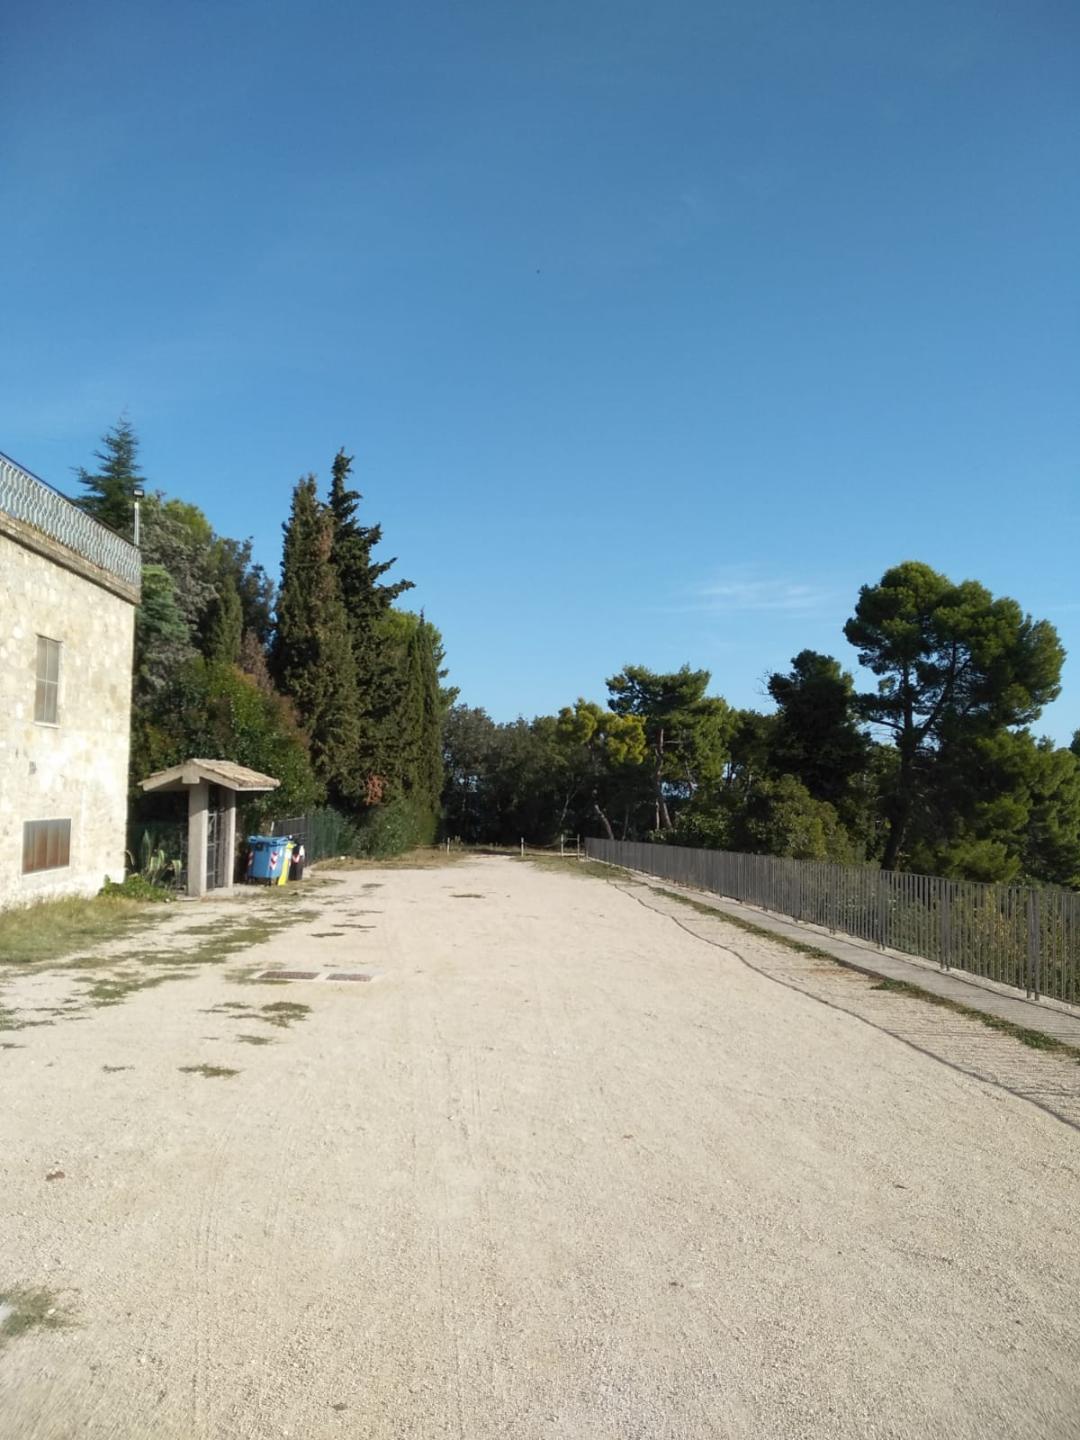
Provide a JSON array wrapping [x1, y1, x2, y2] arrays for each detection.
[[0, 1006, 52, 1032], [869, 979, 1080, 1058], [0, 1285, 73, 1346], [451, 893, 485, 900], [523, 855, 631, 882], [94, 902, 322, 983], [258, 1001, 310, 1028], [102, 1064, 133, 1072], [236, 1033, 274, 1046], [163, 910, 320, 966], [179, 1063, 240, 1079], [81, 972, 190, 1007], [202, 999, 311, 1029], [0, 894, 157, 968]]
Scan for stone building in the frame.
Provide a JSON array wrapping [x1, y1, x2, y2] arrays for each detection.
[[0, 450, 141, 909]]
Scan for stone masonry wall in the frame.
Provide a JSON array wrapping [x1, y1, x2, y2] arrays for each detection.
[[0, 530, 136, 908]]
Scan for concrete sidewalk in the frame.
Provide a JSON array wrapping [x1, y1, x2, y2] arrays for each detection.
[[634, 873, 1080, 1049]]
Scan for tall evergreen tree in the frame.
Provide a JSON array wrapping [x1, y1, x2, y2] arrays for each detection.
[[273, 477, 364, 808], [376, 611, 451, 813], [215, 536, 276, 648], [413, 616, 449, 811], [327, 448, 413, 790], [75, 417, 144, 536], [202, 569, 244, 664], [134, 564, 193, 699]]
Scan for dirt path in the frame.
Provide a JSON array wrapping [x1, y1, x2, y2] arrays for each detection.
[[2, 857, 1079, 1439]]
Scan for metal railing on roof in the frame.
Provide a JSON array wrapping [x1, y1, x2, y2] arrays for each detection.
[[0, 449, 141, 591]]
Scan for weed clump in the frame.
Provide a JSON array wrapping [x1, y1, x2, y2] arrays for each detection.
[[0, 1286, 73, 1345]]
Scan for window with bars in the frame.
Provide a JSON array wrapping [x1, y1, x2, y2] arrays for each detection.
[[34, 636, 61, 724], [22, 819, 71, 873]]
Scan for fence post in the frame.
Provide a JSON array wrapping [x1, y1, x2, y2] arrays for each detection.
[[520, 837, 525, 859], [1027, 889, 1041, 1000]]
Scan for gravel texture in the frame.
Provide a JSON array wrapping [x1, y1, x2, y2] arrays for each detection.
[[1, 856, 1079, 1439]]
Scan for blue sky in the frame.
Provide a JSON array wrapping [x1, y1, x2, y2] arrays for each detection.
[[3, 1, 1078, 739]]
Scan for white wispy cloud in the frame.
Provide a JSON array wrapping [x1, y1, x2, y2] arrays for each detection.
[[674, 572, 835, 617]]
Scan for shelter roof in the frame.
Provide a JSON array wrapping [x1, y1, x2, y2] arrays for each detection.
[[139, 758, 280, 794]]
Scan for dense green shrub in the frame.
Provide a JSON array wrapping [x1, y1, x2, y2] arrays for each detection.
[[354, 795, 438, 858], [100, 875, 175, 903]]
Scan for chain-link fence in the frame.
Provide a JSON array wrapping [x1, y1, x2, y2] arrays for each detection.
[[585, 838, 1080, 1006]]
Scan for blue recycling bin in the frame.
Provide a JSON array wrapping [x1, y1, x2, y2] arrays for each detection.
[[246, 835, 288, 884]]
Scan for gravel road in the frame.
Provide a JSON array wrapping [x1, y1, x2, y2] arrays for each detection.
[[2, 857, 1079, 1439]]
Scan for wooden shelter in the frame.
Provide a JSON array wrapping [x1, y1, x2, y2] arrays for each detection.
[[139, 759, 279, 897]]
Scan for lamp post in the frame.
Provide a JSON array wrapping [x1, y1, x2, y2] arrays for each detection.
[[132, 485, 144, 548]]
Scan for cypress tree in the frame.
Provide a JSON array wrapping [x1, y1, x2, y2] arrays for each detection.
[[203, 570, 244, 664], [75, 417, 144, 536], [327, 449, 413, 793], [414, 617, 448, 811], [378, 611, 448, 815], [273, 477, 364, 808]]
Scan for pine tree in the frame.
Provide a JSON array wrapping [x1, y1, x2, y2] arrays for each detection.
[[75, 417, 144, 536], [273, 477, 364, 808], [326, 448, 414, 794]]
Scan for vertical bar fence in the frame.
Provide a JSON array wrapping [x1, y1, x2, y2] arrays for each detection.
[[267, 810, 357, 864], [585, 838, 1080, 1008]]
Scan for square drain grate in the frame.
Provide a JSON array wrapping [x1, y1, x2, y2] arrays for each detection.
[[258, 969, 319, 981]]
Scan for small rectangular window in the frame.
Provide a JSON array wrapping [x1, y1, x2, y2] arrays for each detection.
[[22, 819, 71, 874], [35, 636, 61, 725]]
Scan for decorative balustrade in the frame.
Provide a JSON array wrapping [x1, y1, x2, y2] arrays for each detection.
[[0, 450, 141, 592]]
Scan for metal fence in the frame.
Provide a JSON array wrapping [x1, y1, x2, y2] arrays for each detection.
[[268, 810, 357, 863], [585, 838, 1080, 1007], [0, 450, 141, 591]]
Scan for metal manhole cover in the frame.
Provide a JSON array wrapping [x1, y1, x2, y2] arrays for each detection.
[[331, 972, 375, 983], [259, 970, 320, 981]]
